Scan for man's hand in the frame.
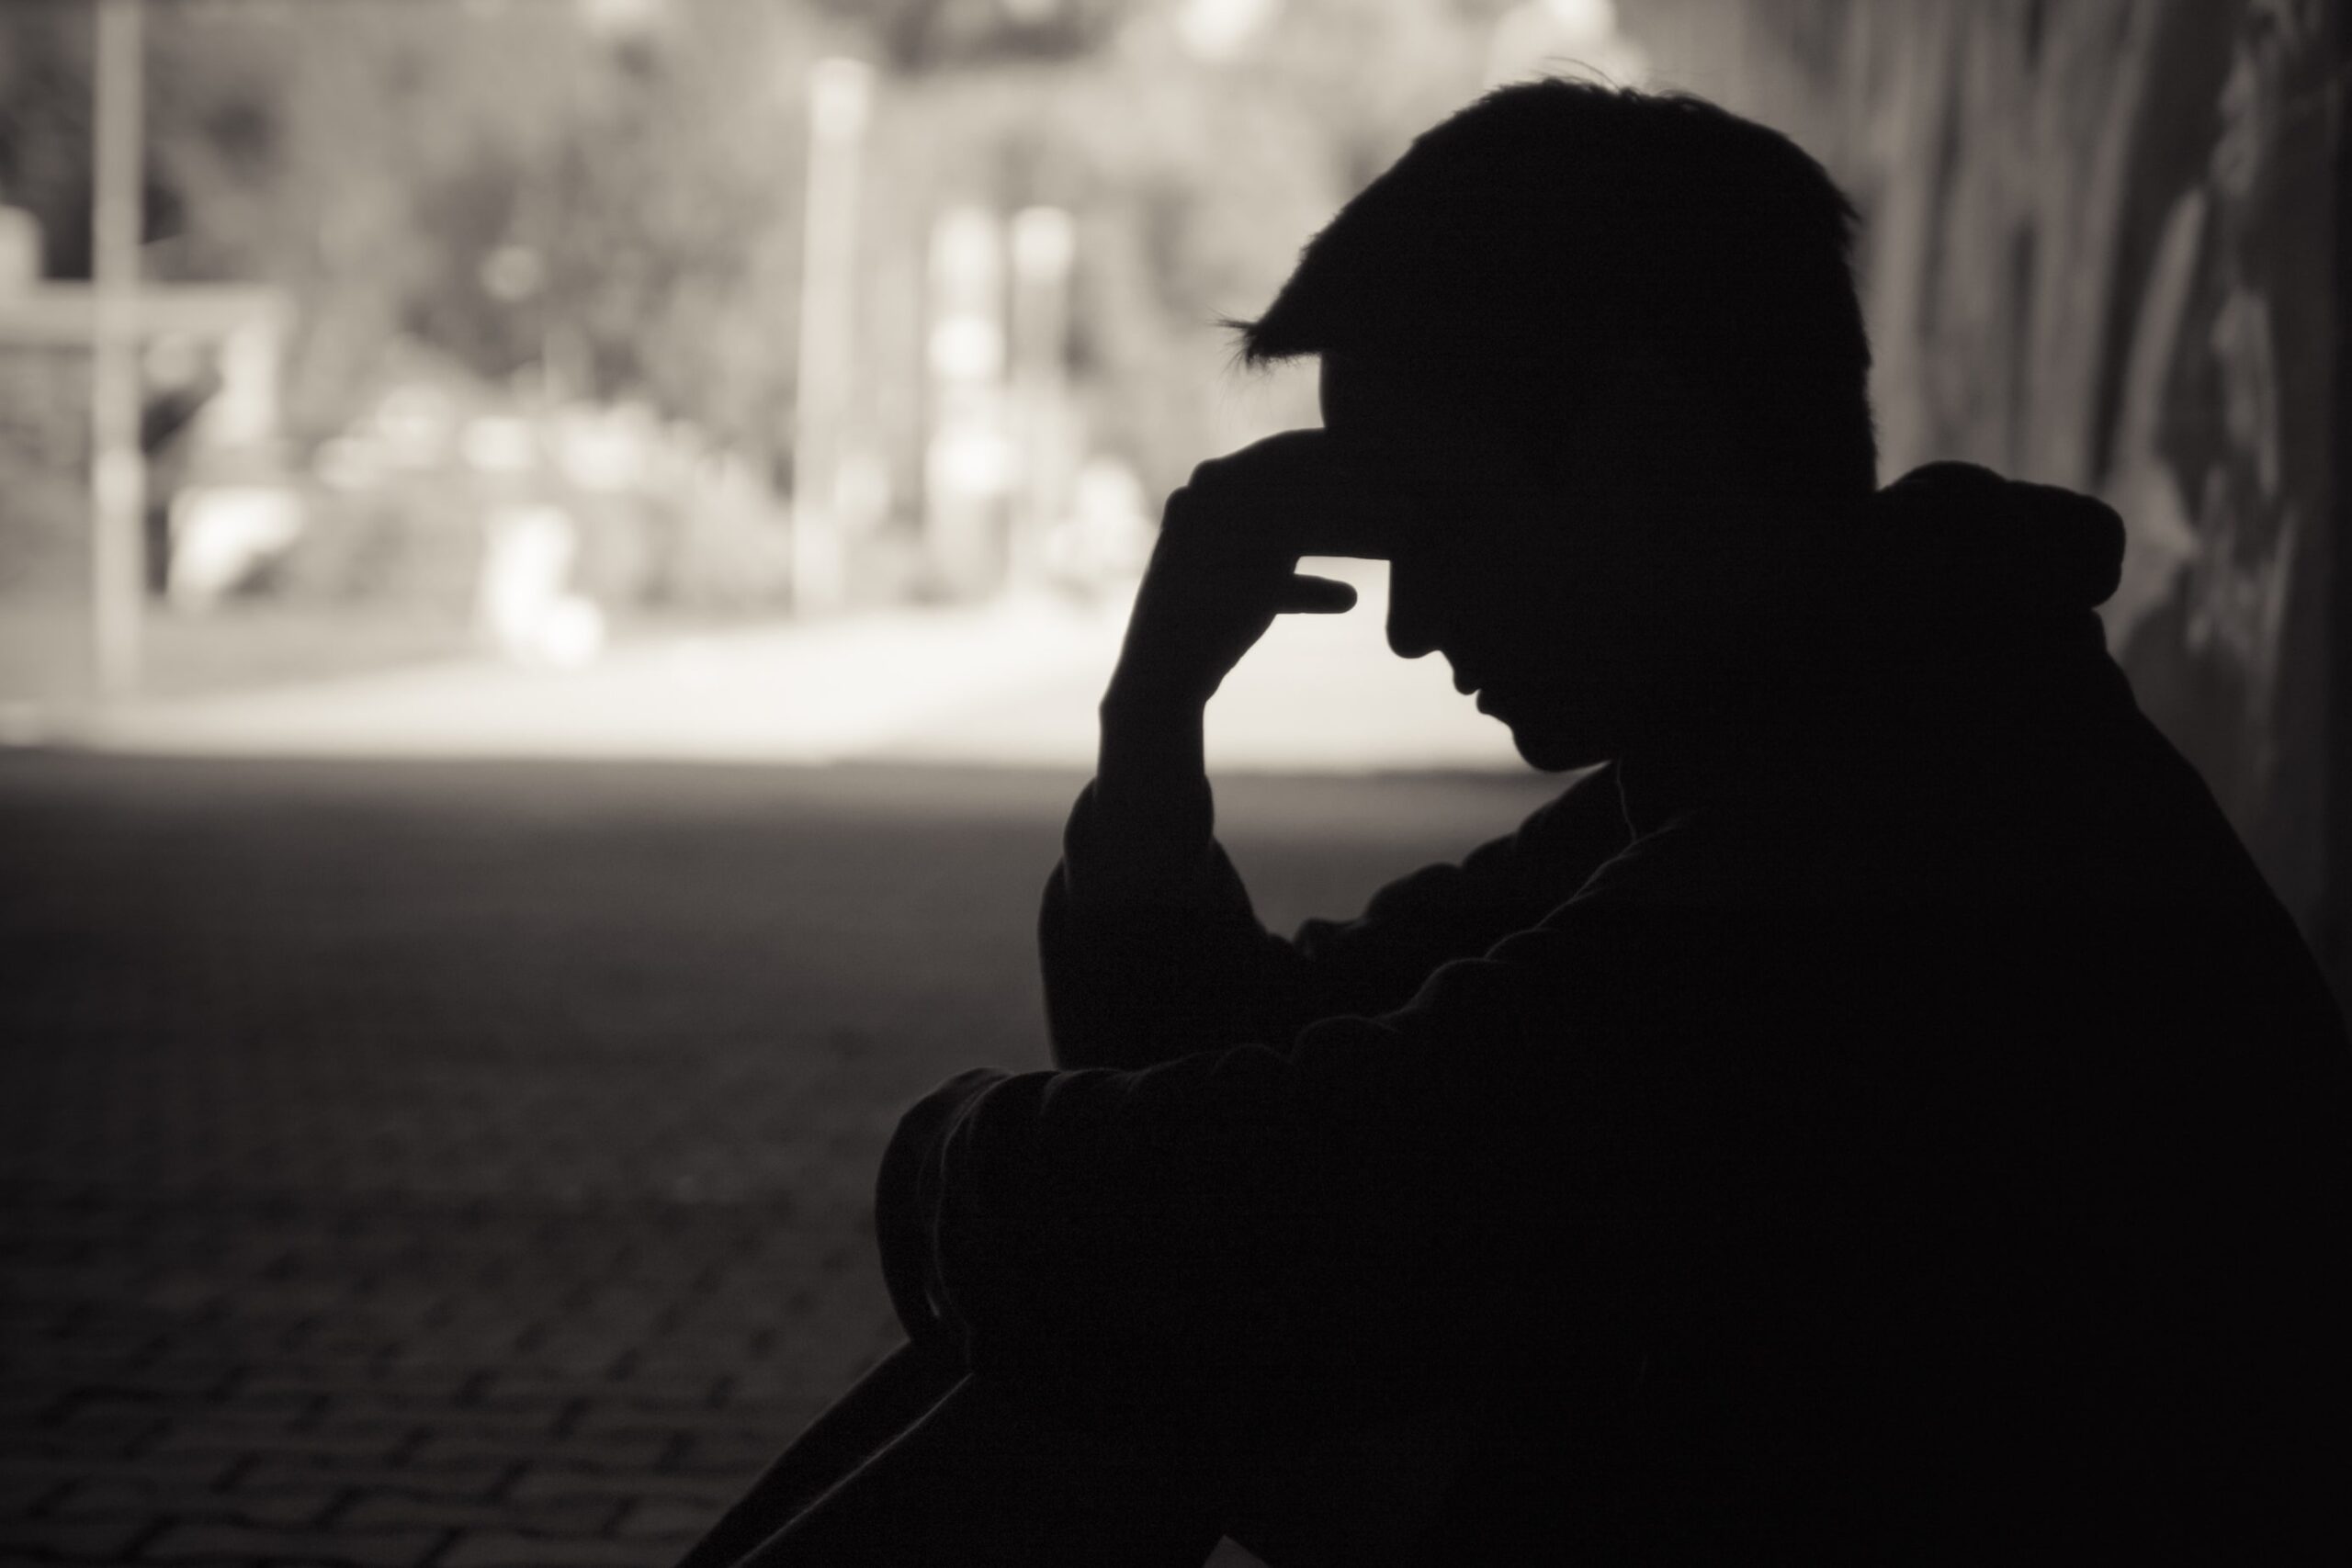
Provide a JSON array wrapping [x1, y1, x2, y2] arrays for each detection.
[[1104, 429, 1415, 715]]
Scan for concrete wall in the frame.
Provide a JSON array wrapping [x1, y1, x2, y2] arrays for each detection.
[[1631, 0, 2346, 1002]]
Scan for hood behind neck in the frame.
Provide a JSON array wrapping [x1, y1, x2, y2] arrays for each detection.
[[1842, 460, 2127, 623], [1617, 464, 2138, 833]]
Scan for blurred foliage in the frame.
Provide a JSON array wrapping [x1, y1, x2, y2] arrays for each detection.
[[0, 0, 1520, 507]]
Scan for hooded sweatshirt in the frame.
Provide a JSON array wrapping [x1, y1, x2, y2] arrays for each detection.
[[876, 464, 2350, 1561]]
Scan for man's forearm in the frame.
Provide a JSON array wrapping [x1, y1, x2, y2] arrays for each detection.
[[1097, 676, 1206, 803], [1044, 685, 1252, 1069], [1082, 684, 1216, 895]]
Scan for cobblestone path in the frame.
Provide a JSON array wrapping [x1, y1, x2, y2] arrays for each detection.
[[0, 752, 1553, 1566]]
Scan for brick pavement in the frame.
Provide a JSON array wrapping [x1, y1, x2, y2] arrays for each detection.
[[0, 752, 1555, 1565]]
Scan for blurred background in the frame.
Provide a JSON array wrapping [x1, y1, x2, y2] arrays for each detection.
[[0, 0, 2340, 832], [0, 3, 2342, 1565], [1, 0, 1555, 775]]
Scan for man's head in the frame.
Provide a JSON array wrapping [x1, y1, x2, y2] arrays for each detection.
[[1233, 80, 1877, 769]]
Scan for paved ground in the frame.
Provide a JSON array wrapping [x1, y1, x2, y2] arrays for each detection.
[[0, 750, 1557, 1566]]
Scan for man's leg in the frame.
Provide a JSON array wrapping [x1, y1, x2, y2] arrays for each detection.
[[677, 1343, 1470, 1568], [732, 1371, 1230, 1567], [674, 1338, 965, 1568]]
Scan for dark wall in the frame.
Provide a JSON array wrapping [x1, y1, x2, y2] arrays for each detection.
[[1634, 0, 2346, 1006]]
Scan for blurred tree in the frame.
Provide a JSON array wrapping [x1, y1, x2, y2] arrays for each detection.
[[2, 0, 1512, 514], [1, 0, 829, 453], [813, 0, 1132, 71]]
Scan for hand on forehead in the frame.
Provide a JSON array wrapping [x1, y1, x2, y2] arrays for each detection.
[[1181, 427, 1420, 561]]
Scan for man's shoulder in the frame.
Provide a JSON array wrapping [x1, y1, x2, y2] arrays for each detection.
[[1572, 711, 2251, 912]]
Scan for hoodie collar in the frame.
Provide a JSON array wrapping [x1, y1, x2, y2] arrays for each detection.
[[1613, 462, 2135, 836], [1834, 460, 2127, 623]]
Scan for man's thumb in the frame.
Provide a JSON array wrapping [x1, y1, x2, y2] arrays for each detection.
[[1274, 573, 1358, 615]]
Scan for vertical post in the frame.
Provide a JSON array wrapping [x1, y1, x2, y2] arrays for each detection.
[[2325, 0, 2352, 1015], [923, 206, 1008, 600], [89, 0, 143, 698], [1007, 207, 1075, 589], [792, 57, 871, 616]]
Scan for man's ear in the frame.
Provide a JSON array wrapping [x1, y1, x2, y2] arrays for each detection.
[[1599, 343, 1701, 430], [1589, 345, 1750, 516]]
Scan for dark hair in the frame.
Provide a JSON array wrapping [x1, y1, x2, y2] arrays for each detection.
[[1232, 79, 1877, 506]]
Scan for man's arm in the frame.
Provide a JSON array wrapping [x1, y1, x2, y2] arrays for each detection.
[[1042, 740, 1632, 1069], [1041, 430, 1630, 1069], [883, 874, 1700, 1427]]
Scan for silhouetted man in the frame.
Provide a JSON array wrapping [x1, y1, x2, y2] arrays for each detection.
[[682, 81, 2349, 1565]]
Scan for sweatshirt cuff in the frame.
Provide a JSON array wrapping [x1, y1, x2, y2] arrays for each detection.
[[1058, 777, 1217, 910], [875, 1066, 1009, 1349]]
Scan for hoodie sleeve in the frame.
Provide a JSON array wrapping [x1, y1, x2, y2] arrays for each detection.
[[1039, 764, 1632, 1070], [881, 874, 1684, 1423]]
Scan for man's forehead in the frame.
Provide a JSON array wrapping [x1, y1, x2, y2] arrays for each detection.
[[1319, 351, 1525, 455], [1317, 351, 1415, 420]]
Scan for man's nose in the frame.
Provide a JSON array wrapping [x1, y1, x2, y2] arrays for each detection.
[[1385, 560, 1447, 661]]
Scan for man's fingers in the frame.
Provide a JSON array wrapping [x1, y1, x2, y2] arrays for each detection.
[[1175, 430, 1419, 559], [1160, 480, 1412, 560], [1272, 573, 1358, 615]]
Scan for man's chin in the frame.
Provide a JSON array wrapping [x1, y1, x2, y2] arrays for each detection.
[[1505, 716, 1611, 773]]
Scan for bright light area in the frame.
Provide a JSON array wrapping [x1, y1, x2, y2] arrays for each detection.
[[0, 2, 1595, 779], [65, 559, 1522, 773]]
